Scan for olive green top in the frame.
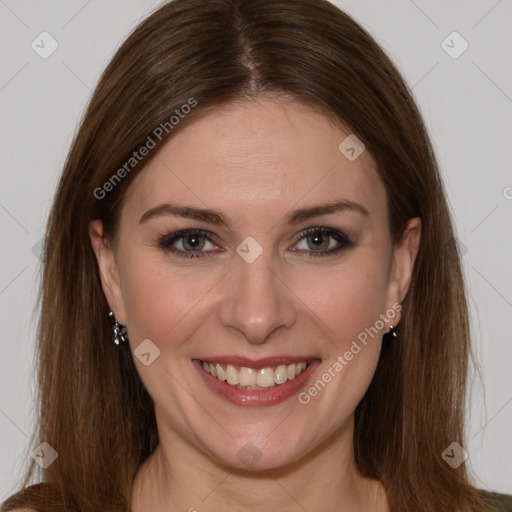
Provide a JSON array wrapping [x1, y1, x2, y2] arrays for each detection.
[[1, 490, 511, 511], [488, 493, 512, 511]]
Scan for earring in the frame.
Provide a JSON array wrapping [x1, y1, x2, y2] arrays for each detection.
[[382, 324, 398, 349], [109, 310, 129, 345], [388, 325, 398, 339]]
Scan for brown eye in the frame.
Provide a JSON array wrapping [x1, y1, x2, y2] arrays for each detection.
[[157, 229, 218, 259], [305, 231, 331, 251], [181, 233, 207, 251], [292, 228, 354, 257]]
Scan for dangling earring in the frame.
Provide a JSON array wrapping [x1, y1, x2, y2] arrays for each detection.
[[109, 310, 129, 345], [382, 324, 398, 348]]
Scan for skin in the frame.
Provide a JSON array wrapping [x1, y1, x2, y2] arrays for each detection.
[[89, 96, 421, 512]]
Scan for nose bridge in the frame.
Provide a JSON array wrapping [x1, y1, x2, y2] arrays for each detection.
[[219, 246, 297, 344]]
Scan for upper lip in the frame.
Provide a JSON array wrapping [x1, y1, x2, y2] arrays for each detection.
[[195, 356, 320, 368]]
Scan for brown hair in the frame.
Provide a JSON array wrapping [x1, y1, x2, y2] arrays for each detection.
[[0, 0, 498, 511]]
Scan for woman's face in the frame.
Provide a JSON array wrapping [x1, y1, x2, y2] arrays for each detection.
[[90, 96, 419, 471]]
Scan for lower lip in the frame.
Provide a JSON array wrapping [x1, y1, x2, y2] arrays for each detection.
[[193, 359, 321, 407]]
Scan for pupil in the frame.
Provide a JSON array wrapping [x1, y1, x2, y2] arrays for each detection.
[[185, 234, 203, 250], [309, 232, 327, 249]]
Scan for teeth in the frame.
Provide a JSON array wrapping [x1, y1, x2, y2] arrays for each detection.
[[239, 367, 256, 386], [275, 364, 288, 384], [225, 365, 239, 385], [201, 361, 309, 389], [256, 367, 275, 388], [216, 364, 226, 381]]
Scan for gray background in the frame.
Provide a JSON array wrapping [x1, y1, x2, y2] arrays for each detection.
[[1, 0, 511, 500]]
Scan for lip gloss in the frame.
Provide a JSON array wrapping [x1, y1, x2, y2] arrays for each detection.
[[193, 359, 321, 407]]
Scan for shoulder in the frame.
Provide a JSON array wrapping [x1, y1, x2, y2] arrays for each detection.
[[485, 492, 512, 511]]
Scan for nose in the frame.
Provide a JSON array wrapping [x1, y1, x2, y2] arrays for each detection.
[[219, 254, 298, 345]]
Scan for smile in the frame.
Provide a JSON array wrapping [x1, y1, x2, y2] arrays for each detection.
[[201, 361, 308, 389], [193, 357, 322, 407]]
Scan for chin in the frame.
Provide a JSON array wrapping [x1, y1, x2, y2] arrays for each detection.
[[203, 431, 313, 473]]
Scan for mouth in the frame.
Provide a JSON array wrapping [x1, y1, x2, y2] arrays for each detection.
[[192, 357, 322, 407], [201, 360, 309, 389]]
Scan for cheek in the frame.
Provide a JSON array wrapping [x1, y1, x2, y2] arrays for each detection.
[[119, 245, 391, 350], [306, 253, 390, 349], [117, 250, 213, 347], [304, 255, 390, 405]]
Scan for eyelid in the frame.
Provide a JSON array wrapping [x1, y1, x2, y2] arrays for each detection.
[[289, 227, 353, 254], [156, 226, 353, 259], [156, 228, 221, 258]]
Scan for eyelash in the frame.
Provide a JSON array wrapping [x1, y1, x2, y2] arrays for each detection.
[[155, 227, 354, 260]]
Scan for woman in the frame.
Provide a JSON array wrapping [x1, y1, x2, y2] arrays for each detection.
[[2, 0, 511, 511]]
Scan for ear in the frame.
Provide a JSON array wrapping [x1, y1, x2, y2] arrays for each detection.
[[89, 219, 126, 324], [384, 217, 421, 327]]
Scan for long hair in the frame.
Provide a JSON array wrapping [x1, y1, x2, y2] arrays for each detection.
[[1, 1, 497, 510]]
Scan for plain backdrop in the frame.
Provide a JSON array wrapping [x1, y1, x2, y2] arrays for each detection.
[[1, 0, 511, 501]]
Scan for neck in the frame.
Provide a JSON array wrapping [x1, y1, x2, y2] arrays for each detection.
[[131, 415, 389, 512]]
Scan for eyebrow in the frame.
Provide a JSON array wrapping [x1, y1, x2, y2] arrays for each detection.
[[139, 199, 370, 227]]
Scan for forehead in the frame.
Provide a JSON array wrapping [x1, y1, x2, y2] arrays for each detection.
[[121, 97, 385, 226]]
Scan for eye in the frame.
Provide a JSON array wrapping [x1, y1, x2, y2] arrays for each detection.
[[156, 227, 354, 260], [291, 227, 354, 257], [157, 229, 219, 259]]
